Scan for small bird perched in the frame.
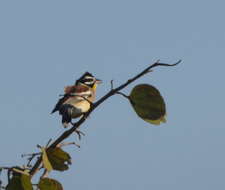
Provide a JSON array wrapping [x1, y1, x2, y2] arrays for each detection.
[[51, 72, 102, 128]]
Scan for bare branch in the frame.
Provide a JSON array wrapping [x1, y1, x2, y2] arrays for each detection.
[[29, 60, 180, 176], [22, 153, 41, 168]]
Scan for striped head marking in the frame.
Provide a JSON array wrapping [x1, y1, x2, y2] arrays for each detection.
[[76, 72, 102, 88]]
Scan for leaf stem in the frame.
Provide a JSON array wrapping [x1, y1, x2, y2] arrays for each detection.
[[116, 92, 130, 100]]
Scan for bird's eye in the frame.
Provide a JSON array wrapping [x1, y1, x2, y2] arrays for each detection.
[[84, 78, 94, 83]]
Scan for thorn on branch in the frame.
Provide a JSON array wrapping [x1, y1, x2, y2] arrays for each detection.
[[110, 80, 114, 90]]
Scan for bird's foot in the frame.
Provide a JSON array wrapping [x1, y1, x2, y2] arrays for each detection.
[[74, 129, 85, 140], [82, 112, 89, 119], [70, 122, 85, 140]]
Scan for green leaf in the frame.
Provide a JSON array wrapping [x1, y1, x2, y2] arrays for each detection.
[[6, 175, 21, 190], [6, 174, 33, 190], [129, 84, 166, 125], [46, 148, 71, 171], [38, 178, 63, 190], [41, 147, 53, 172]]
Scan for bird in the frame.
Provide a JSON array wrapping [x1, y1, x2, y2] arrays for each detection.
[[51, 72, 102, 128]]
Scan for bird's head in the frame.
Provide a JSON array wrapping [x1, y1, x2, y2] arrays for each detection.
[[76, 72, 102, 89]]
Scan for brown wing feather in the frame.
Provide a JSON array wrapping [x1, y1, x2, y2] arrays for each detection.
[[64, 85, 75, 94], [64, 85, 89, 94]]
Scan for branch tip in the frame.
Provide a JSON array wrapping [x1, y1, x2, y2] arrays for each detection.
[[157, 59, 181, 66]]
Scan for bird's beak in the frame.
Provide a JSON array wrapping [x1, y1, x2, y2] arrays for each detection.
[[96, 78, 102, 84]]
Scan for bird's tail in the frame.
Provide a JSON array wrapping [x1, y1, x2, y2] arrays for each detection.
[[60, 104, 72, 128]]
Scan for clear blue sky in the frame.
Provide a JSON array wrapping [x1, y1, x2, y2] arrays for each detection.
[[0, 0, 224, 189]]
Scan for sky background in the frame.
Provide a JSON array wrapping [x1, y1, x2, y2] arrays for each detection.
[[0, 0, 225, 189]]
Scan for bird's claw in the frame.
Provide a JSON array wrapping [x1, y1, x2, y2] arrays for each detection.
[[70, 122, 85, 140], [74, 129, 85, 140]]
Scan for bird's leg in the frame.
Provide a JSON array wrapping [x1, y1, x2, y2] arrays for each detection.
[[70, 122, 85, 140], [81, 111, 90, 120], [75, 129, 85, 140]]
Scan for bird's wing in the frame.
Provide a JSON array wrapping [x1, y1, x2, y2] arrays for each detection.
[[51, 95, 70, 114], [51, 85, 91, 114], [64, 85, 75, 94], [65, 85, 92, 98]]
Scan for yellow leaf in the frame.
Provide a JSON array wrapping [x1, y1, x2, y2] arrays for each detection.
[[41, 147, 53, 172]]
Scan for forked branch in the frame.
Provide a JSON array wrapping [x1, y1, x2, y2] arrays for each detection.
[[29, 59, 181, 176]]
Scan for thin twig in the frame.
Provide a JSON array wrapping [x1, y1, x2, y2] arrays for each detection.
[[22, 153, 41, 167], [21, 153, 41, 158], [46, 139, 52, 147], [29, 60, 180, 176], [56, 142, 80, 148], [116, 92, 130, 99], [41, 169, 49, 178], [110, 80, 114, 90]]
